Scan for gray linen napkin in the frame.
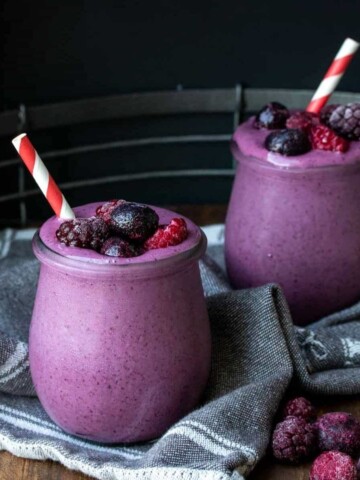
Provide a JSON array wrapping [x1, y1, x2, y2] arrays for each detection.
[[0, 226, 360, 480]]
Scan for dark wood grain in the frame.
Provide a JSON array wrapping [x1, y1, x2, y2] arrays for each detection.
[[1, 204, 359, 479]]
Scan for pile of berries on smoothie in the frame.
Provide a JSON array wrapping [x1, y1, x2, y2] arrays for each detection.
[[254, 102, 360, 155], [271, 396, 360, 480], [56, 200, 188, 258]]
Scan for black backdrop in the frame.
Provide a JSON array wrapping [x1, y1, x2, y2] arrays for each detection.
[[1, 0, 360, 223]]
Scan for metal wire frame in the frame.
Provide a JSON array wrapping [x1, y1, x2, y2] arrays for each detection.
[[1, 86, 360, 225]]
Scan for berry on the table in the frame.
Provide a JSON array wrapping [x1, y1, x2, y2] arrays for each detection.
[[95, 199, 126, 224], [310, 451, 357, 480], [254, 102, 289, 129], [271, 416, 317, 463], [286, 111, 319, 131], [328, 103, 360, 140], [145, 218, 188, 250], [283, 397, 316, 422], [56, 217, 110, 251], [310, 125, 349, 152], [110, 202, 159, 242], [100, 237, 143, 258], [320, 104, 339, 126], [265, 128, 311, 156], [316, 412, 360, 457]]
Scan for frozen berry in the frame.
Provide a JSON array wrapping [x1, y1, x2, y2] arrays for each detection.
[[100, 237, 143, 258], [56, 217, 110, 251], [320, 104, 339, 126], [310, 451, 356, 480], [254, 102, 289, 129], [265, 128, 311, 156], [110, 202, 159, 242], [283, 397, 316, 422], [328, 103, 360, 140], [286, 111, 319, 131], [310, 124, 349, 152], [316, 412, 360, 457], [145, 218, 188, 249], [271, 416, 316, 463], [95, 199, 126, 224]]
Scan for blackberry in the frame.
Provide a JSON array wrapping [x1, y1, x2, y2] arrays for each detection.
[[110, 202, 159, 242], [328, 103, 360, 140], [271, 416, 317, 463], [100, 237, 144, 258], [56, 217, 110, 251], [316, 412, 360, 457], [254, 102, 289, 129], [265, 128, 311, 156], [320, 104, 339, 126]]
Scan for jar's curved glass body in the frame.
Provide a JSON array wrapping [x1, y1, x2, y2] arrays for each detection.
[[30, 231, 211, 443], [225, 152, 360, 325]]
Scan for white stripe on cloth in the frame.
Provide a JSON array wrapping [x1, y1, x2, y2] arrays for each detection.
[[0, 361, 29, 385], [0, 342, 28, 379], [0, 411, 142, 460], [0, 405, 144, 457]]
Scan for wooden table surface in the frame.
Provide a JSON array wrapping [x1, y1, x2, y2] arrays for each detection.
[[1, 204, 359, 480]]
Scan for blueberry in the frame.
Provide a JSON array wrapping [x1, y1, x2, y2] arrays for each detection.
[[110, 202, 159, 242], [265, 129, 311, 156], [254, 102, 289, 129], [100, 237, 144, 258]]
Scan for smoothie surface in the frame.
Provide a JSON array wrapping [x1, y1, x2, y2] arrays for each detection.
[[233, 116, 360, 169], [39, 202, 202, 265]]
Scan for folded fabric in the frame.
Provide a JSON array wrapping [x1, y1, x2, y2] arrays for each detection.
[[0, 226, 359, 480]]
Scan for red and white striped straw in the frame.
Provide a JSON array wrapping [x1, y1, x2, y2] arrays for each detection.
[[306, 37, 360, 114], [12, 133, 75, 219]]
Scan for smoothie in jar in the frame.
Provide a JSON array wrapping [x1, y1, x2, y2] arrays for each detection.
[[30, 201, 211, 443], [225, 103, 360, 325]]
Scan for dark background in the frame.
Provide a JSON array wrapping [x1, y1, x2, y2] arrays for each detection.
[[1, 0, 360, 223]]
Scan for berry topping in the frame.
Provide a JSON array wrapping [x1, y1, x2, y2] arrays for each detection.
[[286, 111, 319, 131], [110, 202, 159, 242], [316, 412, 360, 457], [310, 124, 349, 152], [271, 416, 317, 463], [145, 218, 188, 250], [265, 128, 311, 156], [100, 237, 143, 258], [328, 103, 360, 140], [310, 451, 357, 480], [320, 104, 339, 126], [56, 217, 110, 251], [283, 397, 316, 422], [254, 102, 289, 129], [95, 199, 126, 224]]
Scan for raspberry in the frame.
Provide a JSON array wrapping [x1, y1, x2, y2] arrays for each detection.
[[310, 451, 357, 480], [145, 218, 188, 250], [95, 199, 126, 224], [320, 104, 339, 126], [56, 217, 110, 251], [110, 202, 159, 242], [328, 103, 360, 140], [254, 102, 289, 129], [283, 397, 316, 422], [286, 111, 319, 131], [265, 128, 311, 156], [100, 237, 143, 258], [271, 416, 317, 463], [316, 412, 360, 457], [310, 125, 349, 152]]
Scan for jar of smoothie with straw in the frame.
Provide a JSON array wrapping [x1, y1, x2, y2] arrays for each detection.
[[12, 134, 211, 443], [225, 37, 360, 326]]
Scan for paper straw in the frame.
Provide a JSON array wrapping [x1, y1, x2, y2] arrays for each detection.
[[12, 133, 75, 219], [306, 37, 360, 113]]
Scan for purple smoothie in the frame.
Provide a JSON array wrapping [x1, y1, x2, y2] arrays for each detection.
[[30, 203, 211, 443], [225, 117, 360, 325]]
